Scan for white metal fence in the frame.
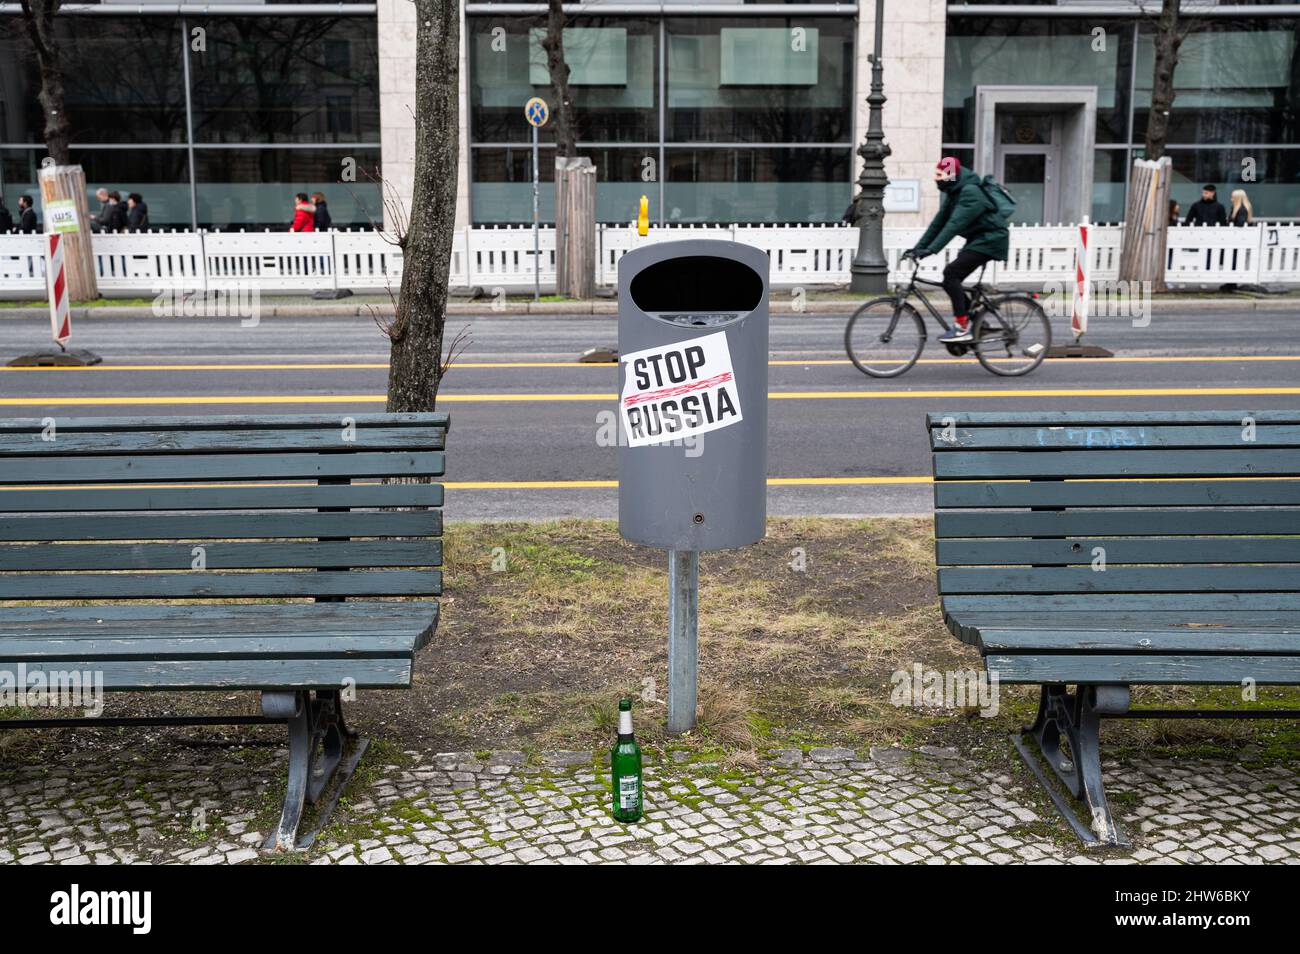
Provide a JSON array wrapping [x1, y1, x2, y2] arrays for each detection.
[[1, 223, 1297, 298]]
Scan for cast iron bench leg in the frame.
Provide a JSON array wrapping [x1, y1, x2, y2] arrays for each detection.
[[262, 689, 360, 851], [1015, 683, 1131, 847]]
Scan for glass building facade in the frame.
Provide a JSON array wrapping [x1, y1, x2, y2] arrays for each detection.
[[0, 13, 381, 230], [467, 14, 856, 224], [1, 6, 1297, 229], [943, 15, 1300, 223]]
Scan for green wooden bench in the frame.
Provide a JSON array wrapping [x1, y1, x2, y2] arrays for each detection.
[[928, 409, 1300, 845], [0, 412, 447, 850]]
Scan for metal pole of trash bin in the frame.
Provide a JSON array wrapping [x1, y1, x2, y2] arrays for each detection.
[[667, 549, 699, 734]]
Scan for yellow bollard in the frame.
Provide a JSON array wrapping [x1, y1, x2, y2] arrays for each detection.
[[637, 195, 649, 237]]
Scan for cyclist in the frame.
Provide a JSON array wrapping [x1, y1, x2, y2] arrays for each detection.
[[904, 157, 1009, 345]]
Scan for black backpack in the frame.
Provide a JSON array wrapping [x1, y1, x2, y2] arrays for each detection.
[[977, 176, 1018, 225]]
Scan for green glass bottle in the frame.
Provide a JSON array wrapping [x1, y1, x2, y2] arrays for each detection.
[[610, 697, 643, 823]]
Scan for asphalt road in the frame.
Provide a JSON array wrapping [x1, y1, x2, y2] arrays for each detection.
[[2, 307, 1298, 519]]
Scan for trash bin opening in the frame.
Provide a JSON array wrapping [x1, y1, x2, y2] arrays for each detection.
[[629, 255, 763, 326]]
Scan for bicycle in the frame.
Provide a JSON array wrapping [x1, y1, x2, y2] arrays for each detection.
[[844, 255, 1052, 377]]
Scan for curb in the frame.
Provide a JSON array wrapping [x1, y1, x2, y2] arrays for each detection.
[[1, 297, 1297, 321]]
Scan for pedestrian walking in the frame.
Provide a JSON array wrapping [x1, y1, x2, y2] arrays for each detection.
[[0, 195, 12, 233], [290, 193, 316, 232], [1169, 199, 1180, 226], [91, 187, 112, 232], [311, 192, 332, 231], [1184, 184, 1228, 226], [126, 192, 150, 232], [1229, 188, 1253, 226], [93, 189, 126, 233], [17, 195, 37, 233], [903, 156, 1010, 346]]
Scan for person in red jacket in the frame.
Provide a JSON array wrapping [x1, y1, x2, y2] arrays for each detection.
[[289, 193, 316, 232]]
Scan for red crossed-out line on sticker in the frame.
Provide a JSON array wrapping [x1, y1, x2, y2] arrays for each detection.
[[624, 371, 732, 407]]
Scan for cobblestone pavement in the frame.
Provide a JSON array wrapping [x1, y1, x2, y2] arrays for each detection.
[[2, 744, 1297, 864]]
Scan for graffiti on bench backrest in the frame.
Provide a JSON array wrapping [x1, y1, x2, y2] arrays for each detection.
[[1036, 426, 1152, 448]]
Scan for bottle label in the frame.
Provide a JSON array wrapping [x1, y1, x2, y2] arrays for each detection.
[[619, 775, 640, 810]]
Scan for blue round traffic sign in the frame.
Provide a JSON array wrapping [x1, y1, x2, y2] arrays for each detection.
[[524, 97, 550, 128]]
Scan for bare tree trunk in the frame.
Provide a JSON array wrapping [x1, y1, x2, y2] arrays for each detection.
[[39, 164, 98, 301], [386, 0, 460, 413], [540, 0, 577, 158], [540, 1, 597, 298], [21, 0, 100, 300], [555, 157, 596, 299], [1121, 0, 1183, 290], [1144, 0, 1182, 161], [20, 0, 71, 165]]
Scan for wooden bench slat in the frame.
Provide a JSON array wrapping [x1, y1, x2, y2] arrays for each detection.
[[0, 658, 414, 690], [0, 451, 445, 485], [939, 565, 1300, 594], [0, 483, 444, 513], [0, 427, 446, 457], [935, 509, 1300, 538], [978, 628, 1300, 653], [0, 412, 449, 433], [937, 538, 1300, 566], [934, 448, 1300, 480], [0, 601, 436, 637], [931, 424, 1300, 451], [0, 540, 441, 572], [0, 633, 425, 660], [0, 510, 441, 542], [933, 479, 1300, 509], [951, 610, 1300, 632], [0, 570, 441, 600], [984, 653, 1300, 685], [942, 592, 1300, 612], [927, 410, 1300, 427]]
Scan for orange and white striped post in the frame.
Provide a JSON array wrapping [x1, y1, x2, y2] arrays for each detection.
[[46, 232, 72, 349], [1070, 215, 1090, 340]]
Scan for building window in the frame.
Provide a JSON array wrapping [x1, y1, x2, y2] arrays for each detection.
[[193, 147, 380, 231], [1133, 20, 1300, 146], [187, 16, 379, 144], [1153, 148, 1300, 222], [0, 16, 187, 145], [664, 147, 851, 223], [469, 16, 659, 145], [467, 14, 855, 224], [0, 14, 380, 230], [666, 17, 853, 143], [944, 18, 1135, 146]]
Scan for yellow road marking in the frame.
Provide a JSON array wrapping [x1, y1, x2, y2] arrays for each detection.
[[0, 476, 931, 492], [7, 354, 1300, 372], [2, 475, 1291, 492], [7, 385, 1300, 407]]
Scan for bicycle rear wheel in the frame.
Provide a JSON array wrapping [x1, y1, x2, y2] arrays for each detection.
[[844, 298, 925, 378], [972, 295, 1052, 376]]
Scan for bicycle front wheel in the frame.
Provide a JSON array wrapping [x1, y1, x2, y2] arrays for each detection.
[[972, 295, 1052, 376], [844, 298, 925, 378]]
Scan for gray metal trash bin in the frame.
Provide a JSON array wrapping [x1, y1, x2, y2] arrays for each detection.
[[617, 239, 769, 551], [615, 239, 769, 734]]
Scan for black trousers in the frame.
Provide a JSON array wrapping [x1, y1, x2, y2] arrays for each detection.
[[941, 248, 993, 319]]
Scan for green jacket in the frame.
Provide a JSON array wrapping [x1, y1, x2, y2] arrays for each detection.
[[916, 168, 1010, 260]]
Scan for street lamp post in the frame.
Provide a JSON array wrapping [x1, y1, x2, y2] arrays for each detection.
[[850, 0, 891, 294]]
